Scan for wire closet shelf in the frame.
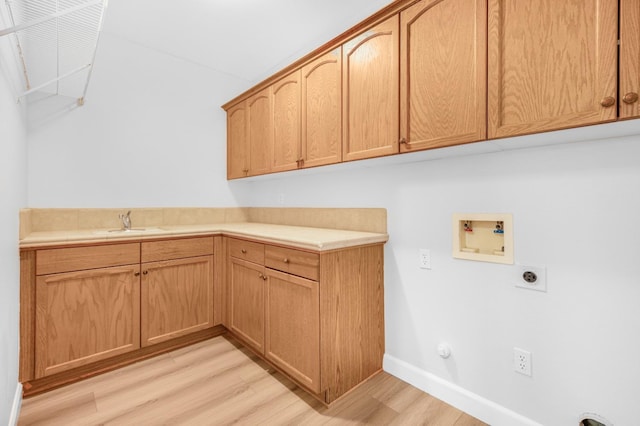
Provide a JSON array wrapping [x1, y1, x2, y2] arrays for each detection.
[[0, 0, 107, 105]]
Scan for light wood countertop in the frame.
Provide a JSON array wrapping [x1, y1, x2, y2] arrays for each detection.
[[19, 222, 388, 251]]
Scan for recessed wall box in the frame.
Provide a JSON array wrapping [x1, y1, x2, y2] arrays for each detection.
[[452, 213, 513, 264]]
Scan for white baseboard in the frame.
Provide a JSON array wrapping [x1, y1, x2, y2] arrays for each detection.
[[383, 354, 542, 426], [8, 383, 22, 426]]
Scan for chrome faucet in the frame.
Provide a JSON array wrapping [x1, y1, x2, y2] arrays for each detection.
[[119, 210, 132, 230]]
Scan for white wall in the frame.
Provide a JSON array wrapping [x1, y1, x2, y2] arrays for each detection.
[[231, 129, 640, 426], [27, 32, 251, 208], [0, 34, 28, 426]]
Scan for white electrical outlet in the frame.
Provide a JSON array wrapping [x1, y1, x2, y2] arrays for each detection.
[[513, 347, 532, 376], [515, 264, 547, 292], [419, 249, 431, 269]]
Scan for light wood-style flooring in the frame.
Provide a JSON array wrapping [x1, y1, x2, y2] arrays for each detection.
[[19, 335, 487, 425]]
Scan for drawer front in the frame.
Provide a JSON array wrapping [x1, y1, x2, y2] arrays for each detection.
[[228, 238, 265, 264], [265, 246, 319, 281], [36, 243, 140, 275], [141, 237, 214, 263]]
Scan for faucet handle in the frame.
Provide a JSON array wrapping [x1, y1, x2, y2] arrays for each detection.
[[119, 210, 132, 230]]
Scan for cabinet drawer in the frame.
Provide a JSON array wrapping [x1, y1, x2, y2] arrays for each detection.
[[36, 243, 140, 275], [265, 246, 319, 281], [141, 237, 214, 263], [228, 238, 264, 264]]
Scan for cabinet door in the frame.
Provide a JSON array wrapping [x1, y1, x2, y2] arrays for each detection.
[[302, 48, 342, 168], [620, 0, 640, 119], [265, 269, 320, 393], [247, 87, 272, 176], [272, 70, 301, 172], [488, 0, 618, 138], [400, 0, 486, 151], [343, 15, 399, 161], [141, 255, 214, 347], [227, 101, 249, 179], [229, 257, 265, 353], [35, 265, 140, 378]]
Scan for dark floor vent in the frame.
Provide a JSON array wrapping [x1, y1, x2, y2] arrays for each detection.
[[581, 420, 605, 426], [579, 413, 612, 426]]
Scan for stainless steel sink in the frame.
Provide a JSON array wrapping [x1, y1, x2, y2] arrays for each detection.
[[92, 227, 163, 235]]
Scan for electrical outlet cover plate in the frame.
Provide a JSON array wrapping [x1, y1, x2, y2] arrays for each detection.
[[419, 249, 431, 269], [513, 347, 532, 376], [516, 264, 547, 292]]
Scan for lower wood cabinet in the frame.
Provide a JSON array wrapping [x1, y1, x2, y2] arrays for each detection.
[[21, 236, 218, 389], [265, 268, 320, 393], [140, 237, 215, 347], [225, 237, 384, 404], [229, 257, 266, 353], [19, 231, 384, 405], [141, 255, 214, 347], [35, 264, 141, 378]]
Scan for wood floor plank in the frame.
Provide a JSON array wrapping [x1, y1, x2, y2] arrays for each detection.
[[94, 346, 251, 415], [389, 395, 464, 426], [18, 335, 487, 426], [454, 412, 489, 426], [18, 392, 97, 426], [366, 372, 428, 413]]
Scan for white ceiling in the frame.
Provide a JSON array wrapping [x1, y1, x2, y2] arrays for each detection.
[[101, 0, 394, 84]]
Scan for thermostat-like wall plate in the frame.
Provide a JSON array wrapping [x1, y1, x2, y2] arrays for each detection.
[[452, 213, 513, 264]]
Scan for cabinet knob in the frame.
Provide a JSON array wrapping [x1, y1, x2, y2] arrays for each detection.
[[623, 92, 639, 104], [143, 270, 148, 275], [296, 158, 304, 167], [241, 249, 247, 254], [243, 168, 249, 175], [600, 96, 616, 108], [399, 137, 407, 145], [283, 258, 289, 263], [134, 272, 140, 277]]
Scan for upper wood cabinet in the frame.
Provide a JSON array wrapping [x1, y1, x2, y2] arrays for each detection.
[[247, 88, 272, 176], [227, 102, 249, 179], [620, 0, 640, 119], [487, 0, 619, 138], [272, 70, 302, 172], [342, 15, 400, 161], [400, 0, 486, 151], [224, 0, 639, 179], [227, 92, 271, 178], [301, 48, 342, 168]]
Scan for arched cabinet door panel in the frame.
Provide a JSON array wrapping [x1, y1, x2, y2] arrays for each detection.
[[302, 48, 342, 168], [488, 0, 618, 138], [343, 15, 399, 162], [272, 70, 302, 172], [400, 0, 487, 152], [247, 88, 272, 176], [227, 102, 249, 179]]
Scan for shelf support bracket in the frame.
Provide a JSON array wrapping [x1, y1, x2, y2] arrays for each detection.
[[19, 63, 92, 99]]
